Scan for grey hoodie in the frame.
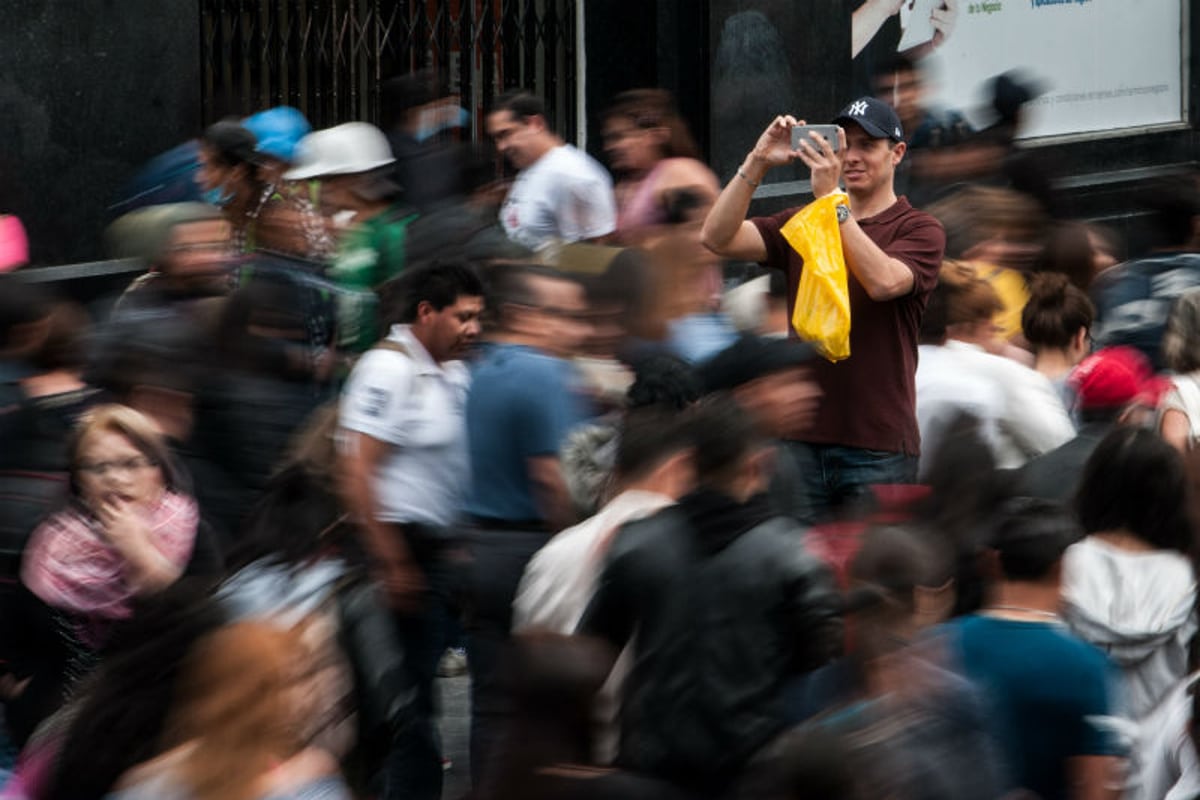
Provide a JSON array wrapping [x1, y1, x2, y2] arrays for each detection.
[[1063, 538, 1196, 721], [1063, 537, 1197, 797]]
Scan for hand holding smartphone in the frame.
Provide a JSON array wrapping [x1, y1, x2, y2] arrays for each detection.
[[791, 124, 842, 153]]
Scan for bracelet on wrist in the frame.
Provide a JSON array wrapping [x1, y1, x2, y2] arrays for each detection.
[[737, 168, 761, 189]]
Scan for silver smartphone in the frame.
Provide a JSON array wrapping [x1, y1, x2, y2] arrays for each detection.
[[791, 124, 842, 152]]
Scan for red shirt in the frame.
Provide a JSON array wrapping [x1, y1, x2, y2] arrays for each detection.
[[752, 197, 944, 454]]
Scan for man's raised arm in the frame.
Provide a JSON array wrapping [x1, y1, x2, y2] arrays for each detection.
[[701, 115, 804, 264]]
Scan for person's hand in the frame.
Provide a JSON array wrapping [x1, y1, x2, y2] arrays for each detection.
[[931, 0, 957, 47], [749, 115, 804, 170], [794, 126, 847, 199], [96, 497, 151, 550], [373, 558, 428, 614]]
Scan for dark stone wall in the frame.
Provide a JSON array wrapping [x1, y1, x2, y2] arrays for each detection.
[[583, 0, 711, 166], [708, 0, 851, 189], [0, 0, 201, 266], [584, 0, 660, 158]]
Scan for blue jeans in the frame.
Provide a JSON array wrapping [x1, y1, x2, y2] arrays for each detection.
[[785, 443, 919, 524]]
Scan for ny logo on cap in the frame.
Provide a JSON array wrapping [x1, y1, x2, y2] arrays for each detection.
[[849, 100, 869, 116]]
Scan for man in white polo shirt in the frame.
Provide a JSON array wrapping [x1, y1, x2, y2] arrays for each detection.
[[338, 260, 484, 800], [486, 90, 616, 251]]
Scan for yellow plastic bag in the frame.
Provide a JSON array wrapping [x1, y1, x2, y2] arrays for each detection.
[[782, 192, 851, 362]]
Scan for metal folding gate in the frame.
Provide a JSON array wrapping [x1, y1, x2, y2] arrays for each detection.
[[199, 0, 579, 142]]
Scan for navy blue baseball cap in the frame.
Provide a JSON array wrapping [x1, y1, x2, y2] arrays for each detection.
[[833, 96, 904, 143]]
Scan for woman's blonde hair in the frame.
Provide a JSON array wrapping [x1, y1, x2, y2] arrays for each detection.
[[70, 403, 178, 492], [167, 621, 309, 800]]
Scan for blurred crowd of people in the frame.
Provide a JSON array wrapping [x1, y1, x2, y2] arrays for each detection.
[[0, 62, 1199, 800]]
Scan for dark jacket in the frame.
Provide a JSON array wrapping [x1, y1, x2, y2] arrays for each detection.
[[1012, 420, 1113, 503], [579, 491, 842, 795]]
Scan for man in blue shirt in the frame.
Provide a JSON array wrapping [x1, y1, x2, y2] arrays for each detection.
[[940, 498, 1125, 800], [462, 263, 590, 786]]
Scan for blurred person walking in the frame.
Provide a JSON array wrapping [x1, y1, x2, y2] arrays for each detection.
[[1093, 176, 1200, 371], [928, 186, 1045, 344], [0, 283, 103, 573], [107, 621, 352, 800], [337, 261, 484, 800], [88, 317, 239, 554], [1015, 347, 1151, 503], [220, 461, 414, 797], [473, 634, 693, 800], [197, 118, 333, 261], [913, 267, 1005, 477], [240, 105, 337, 262], [1065, 427, 1198, 794], [513, 409, 696, 763], [286, 122, 415, 352], [189, 280, 330, 532], [601, 91, 729, 364], [1021, 272, 1095, 407], [871, 54, 973, 208], [697, 335, 823, 522], [461, 263, 592, 785], [935, 269, 1074, 467], [4, 405, 211, 745], [603, 89, 719, 243], [787, 526, 1003, 800], [940, 497, 1126, 800], [701, 96, 945, 521], [107, 201, 234, 325], [381, 70, 473, 213], [560, 351, 701, 518], [579, 395, 842, 799], [1158, 289, 1200, 452], [37, 586, 227, 800], [486, 91, 616, 251]]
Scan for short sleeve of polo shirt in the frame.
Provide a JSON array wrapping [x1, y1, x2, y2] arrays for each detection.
[[339, 349, 417, 446], [884, 211, 944, 297]]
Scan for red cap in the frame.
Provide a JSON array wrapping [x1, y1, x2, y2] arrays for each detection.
[[1068, 346, 1152, 410]]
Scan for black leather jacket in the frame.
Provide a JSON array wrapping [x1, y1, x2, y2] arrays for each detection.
[[580, 492, 842, 794]]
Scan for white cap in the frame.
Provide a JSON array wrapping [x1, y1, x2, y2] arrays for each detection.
[[283, 122, 396, 180]]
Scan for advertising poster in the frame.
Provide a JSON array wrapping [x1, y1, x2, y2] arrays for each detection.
[[910, 0, 1185, 138]]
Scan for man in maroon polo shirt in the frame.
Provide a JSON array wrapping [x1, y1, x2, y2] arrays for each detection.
[[701, 97, 945, 521]]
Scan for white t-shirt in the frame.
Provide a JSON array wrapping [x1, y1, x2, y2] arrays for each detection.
[[338, 325, 470, 526], [941, 340, 1075, 468], [915, 344, 1005, 476], [500, 144, 617, 251]]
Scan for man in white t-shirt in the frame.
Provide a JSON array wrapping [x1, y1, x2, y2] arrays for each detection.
[[338, 260, 484, 800], [486, 90, 616, 251]]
